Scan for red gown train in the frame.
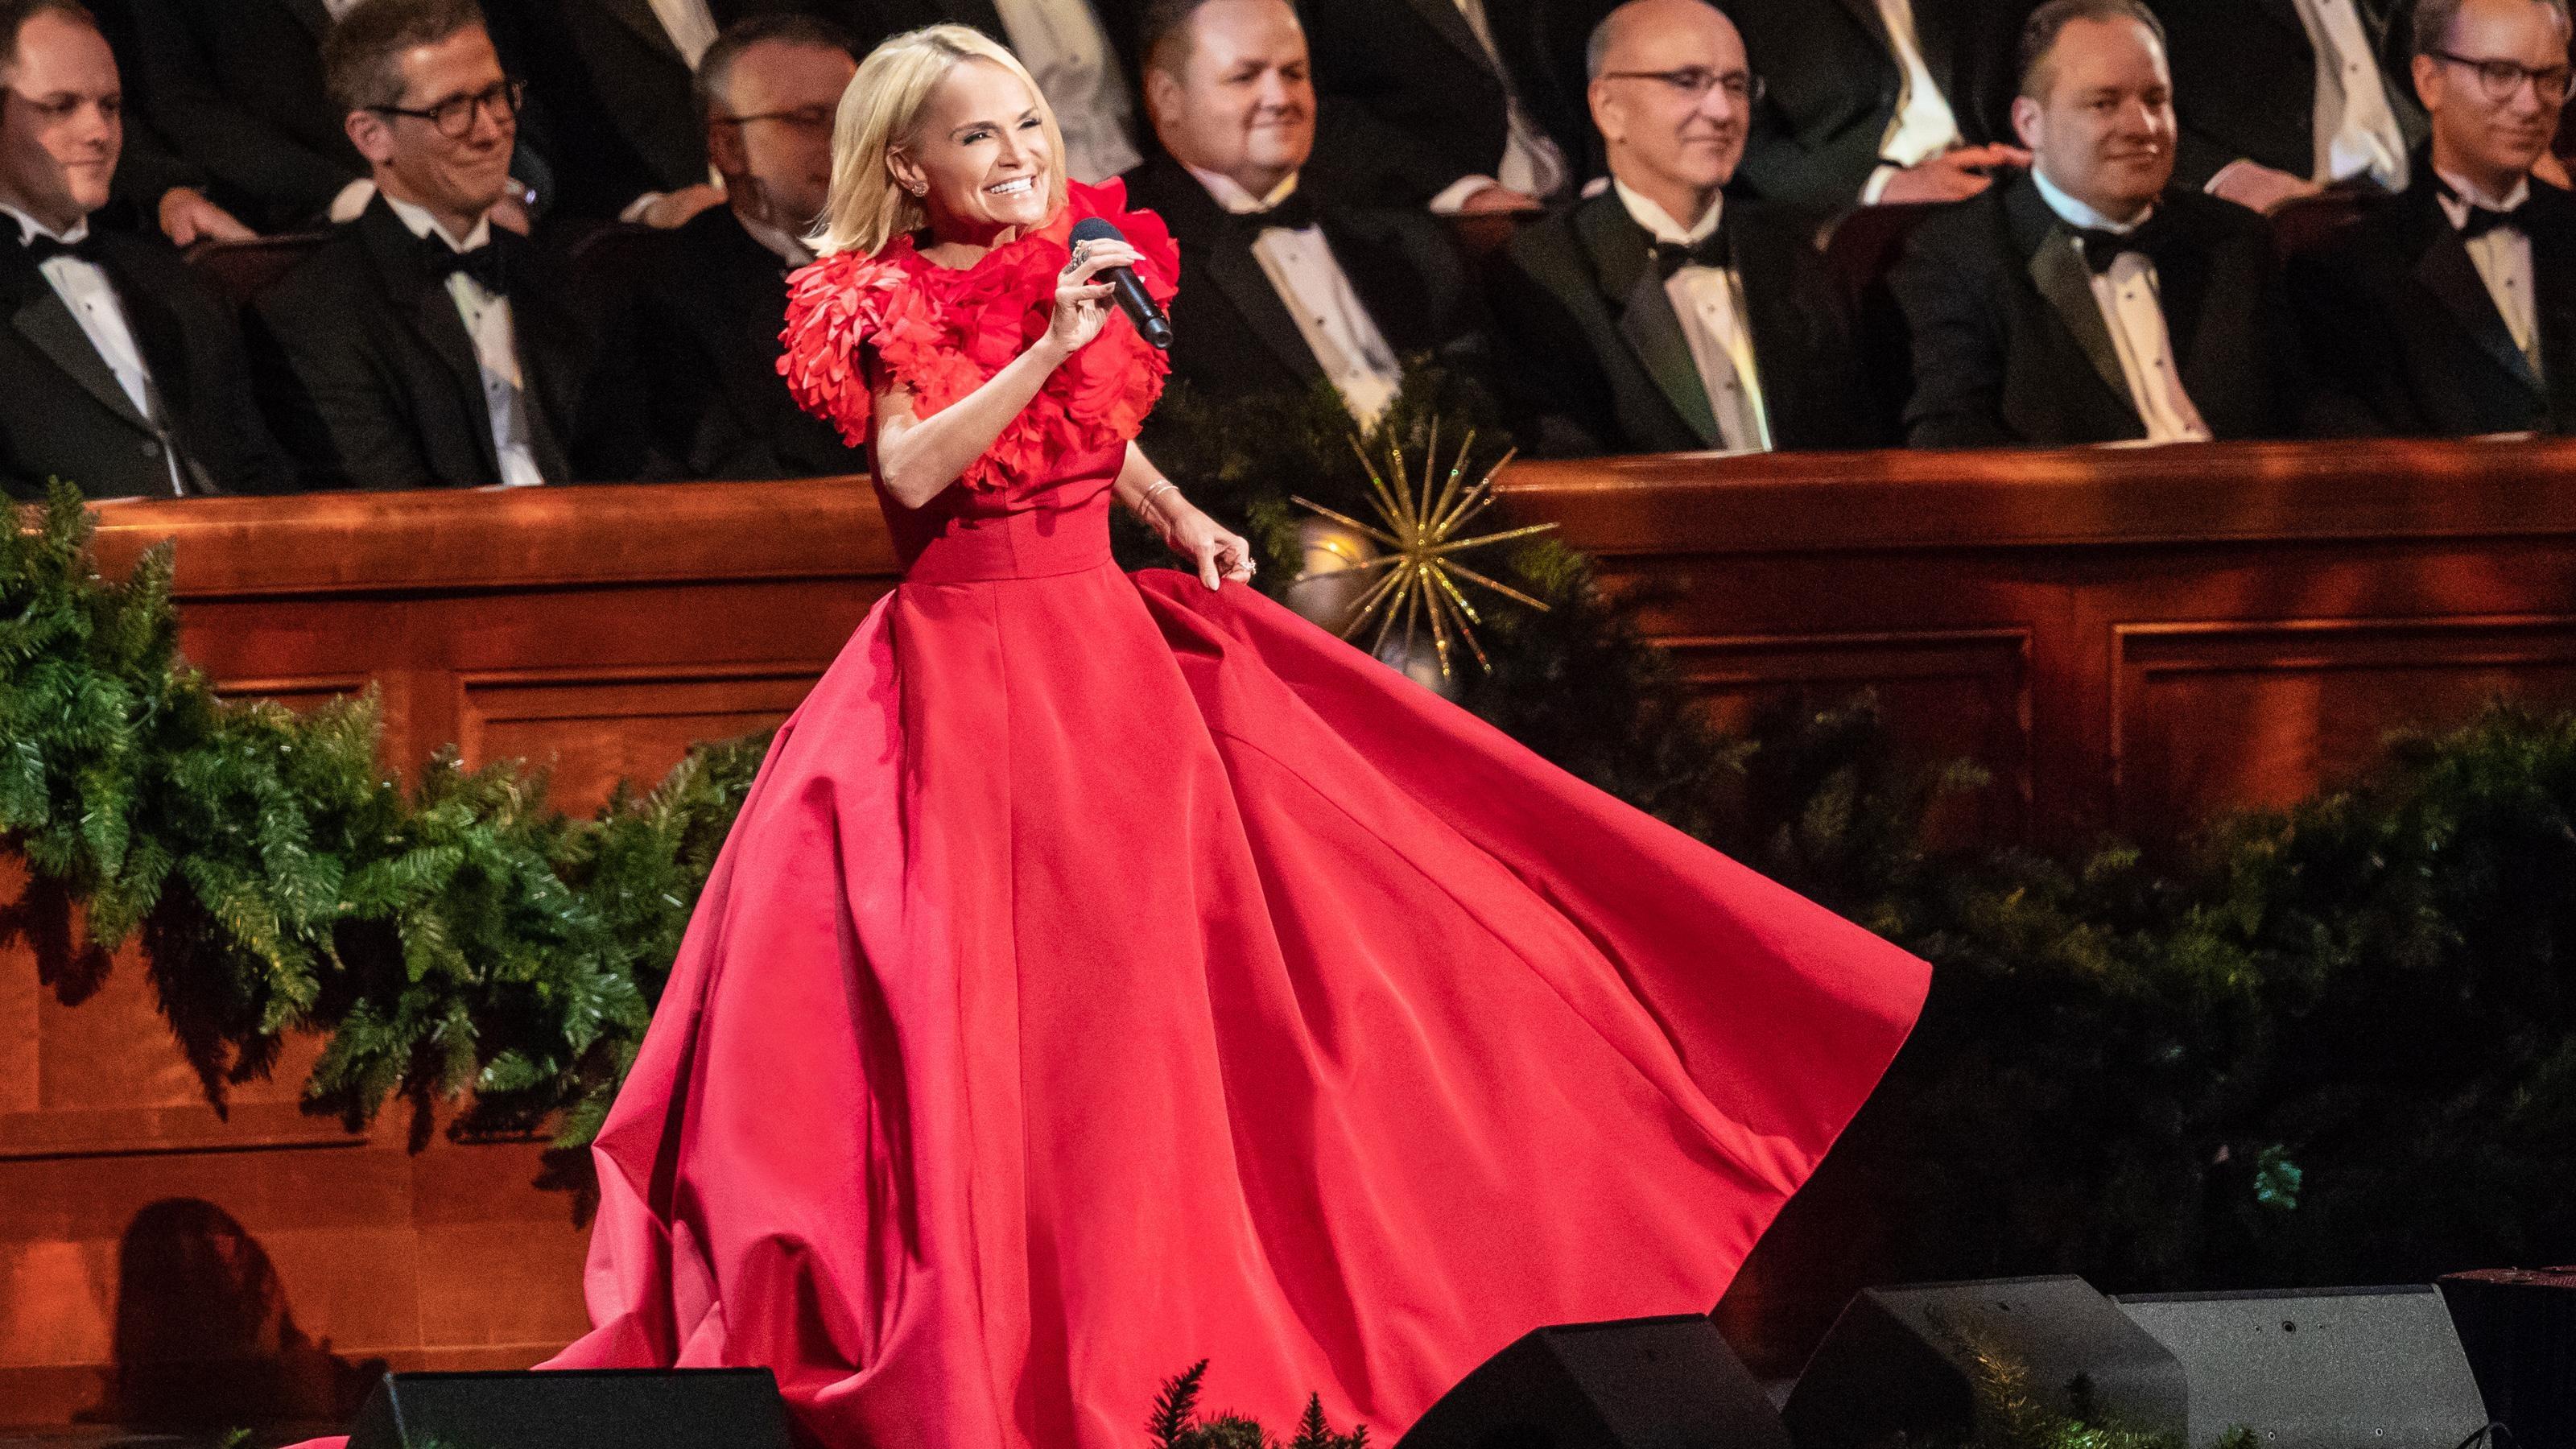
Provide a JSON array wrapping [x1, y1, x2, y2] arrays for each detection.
[[524, 181, 1930, 1447]]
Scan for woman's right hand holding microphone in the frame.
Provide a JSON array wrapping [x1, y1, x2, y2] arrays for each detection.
[[1043, 236, 1144, 359]]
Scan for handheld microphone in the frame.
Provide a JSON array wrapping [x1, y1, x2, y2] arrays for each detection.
[[1068, 217, 1172, 351]]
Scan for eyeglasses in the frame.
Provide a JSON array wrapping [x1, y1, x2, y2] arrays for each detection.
[[1596, 67, 1765, 105], [2428, 50, 2573, 105], [369, 77, 525, 139], [715, 105, 837, 133]]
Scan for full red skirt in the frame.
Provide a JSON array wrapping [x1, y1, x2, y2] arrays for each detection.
[[525, 497, 1929, 1447]]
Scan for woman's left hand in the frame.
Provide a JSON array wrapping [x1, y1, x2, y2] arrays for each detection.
[[1162, 505, 1257, 592]]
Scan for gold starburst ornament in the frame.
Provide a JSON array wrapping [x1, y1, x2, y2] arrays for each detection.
[[1291, 425, 1556, 680]]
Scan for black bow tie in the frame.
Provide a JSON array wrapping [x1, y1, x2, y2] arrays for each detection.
[[1651, 229, 1732, 279], [422, 235, 507, 294], [16, 229, 101, 267], [2073, 225, 2145, 274], [1246, 189, 1319, 233], [2455, 200, 2529, 240]]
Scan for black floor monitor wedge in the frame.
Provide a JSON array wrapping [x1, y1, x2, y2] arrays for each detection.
[[2114, 1286, 2491, 1449], [1782, 1276, 2188, 1449], [345, 1368, 795, 1449], [1398, 1313, 1794, 1449]]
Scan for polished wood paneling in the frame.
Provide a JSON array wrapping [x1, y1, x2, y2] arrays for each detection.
[[13, 443, 2576, 1424]]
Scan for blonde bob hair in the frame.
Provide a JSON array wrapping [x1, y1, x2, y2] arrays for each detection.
[[809, 25, 1071, 258]]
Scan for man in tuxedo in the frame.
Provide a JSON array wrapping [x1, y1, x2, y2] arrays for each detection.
[[1298, 0, 1596, 213], [0, 0, 284, 498], [615, 13, 866, 477], [2293, 0, 2576, 433], [1488, 0, 1885, 456], [1720, 0, 2034, 207], [251, 0, 611, 488], [1121, 0, 1492, 422], [1889, 0, 2323, 446], [2145, 0, 2425, 212]]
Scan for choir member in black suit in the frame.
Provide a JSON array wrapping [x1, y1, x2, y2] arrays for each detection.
[[2144, 0, 2424, 212], [1890, 0, 2327, 446], [1490, 0, 1885, 456], [2293, 0, 2576, 433], [0, 0, 285, 498], [1298, 0, 1600, 213], [1719, 0, 2033, 208], [1121, 0, 1492, 421], [614, 14, 868, 477], [250, 0, 616, 487]]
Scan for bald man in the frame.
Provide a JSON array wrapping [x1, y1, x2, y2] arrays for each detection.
[[1488, 0, 1885, 455]]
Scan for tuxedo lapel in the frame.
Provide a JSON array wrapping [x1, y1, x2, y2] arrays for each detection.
[[1837, 0, 1893, 52], [2005, 180, 2136, 425], [10, 279, 152, 437], [2145, 219, 2215, 399], [497, 232, 575, 483], [2254, 0, 2306, 36], [2417, 225, 2542, 396], [102, 259, 214, 493], [2529, 188, 2576, 425], [1575, 196, 1722, 447], [1402, 0, 1490, 70], [1205, 222, 1330, 385], [360, 202, 502, 482], [593, 0, 685, 64]]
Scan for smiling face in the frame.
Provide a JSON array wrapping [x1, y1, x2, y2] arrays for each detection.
[[1587, 0, 1752, 205], [892, 58, 1059, 243], [0, 8, 122, 234], [2416, 0, 2570, 194], [344, 24, 517, 229], [1146, 0, 1314, 200], [2013, 14, 2176, 221], [709, 39, 858, 232]]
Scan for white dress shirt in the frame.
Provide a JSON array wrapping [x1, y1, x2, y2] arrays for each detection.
[[1191, 167, 1406, 425], [2291, 0, 2409, 189], [2031, 170, 2212, 444], [1613, 181, 1771, 452], [990, 0, 1142, 184], [382, 194, 547, 488], [738, 209, 816, 269], [3, 204, 184, 493], [1425, 0, 1571, 213], [1860, 0, 1966, 204], [2437, 169, 2541, 370], [646, 0, 720, 69]]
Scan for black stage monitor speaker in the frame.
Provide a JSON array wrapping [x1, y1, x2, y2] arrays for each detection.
[[345, 1368, 795, 1449], [2114, 1286, 2491, 1449], [1782, 1276, 2187, 1449], [1397, 1313, 1793, 1449]]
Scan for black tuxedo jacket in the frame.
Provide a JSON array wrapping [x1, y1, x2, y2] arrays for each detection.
[[1299, 0, 1599, 207], [1723, 0, 2030, 207], [1118, 153, 1495, 407], [0, 232, 287, 500], [1889, 174, 2326, 445], [618, 206, 869, 477], [122, 0, 359, 232], [2145, 0, 2425, 192], [2289, 174, 2576, 436], [1488, 188, 1888, 455], [248, 197, 610, 489]]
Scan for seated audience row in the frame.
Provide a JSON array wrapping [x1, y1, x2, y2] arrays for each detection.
[[1, 0, 2571, 502]]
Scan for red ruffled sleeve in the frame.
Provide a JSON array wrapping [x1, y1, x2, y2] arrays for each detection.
[[774, 179, 1180, 493]]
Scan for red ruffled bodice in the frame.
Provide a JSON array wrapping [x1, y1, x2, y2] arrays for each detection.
[[778, 179, 1179, 497]]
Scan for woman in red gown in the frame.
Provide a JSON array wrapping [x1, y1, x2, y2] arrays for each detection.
[[547, 24, 1932, 1448]]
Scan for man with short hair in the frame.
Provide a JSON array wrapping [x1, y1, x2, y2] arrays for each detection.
[[251, 0, 608, 488], [1488, 0, 1885, 456], [1889, 0, 2324, 445], [0, 0, 285, 497], [613, 13, 868, 477], [1119, 0, 1492, 423], [2145, 0, 2424, 213], [2292, 0, 2576, 434]]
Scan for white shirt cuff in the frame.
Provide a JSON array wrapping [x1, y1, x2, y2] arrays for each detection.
[[1427, 175, 1501, 216], [2204, 159, 2255, 196], [1862, 164, 1901, 205], [328, 178, 376, 224], [620, 191, 665, 225]]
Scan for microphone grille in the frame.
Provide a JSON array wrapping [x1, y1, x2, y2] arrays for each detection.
[[1068, 217, 1128, 245]]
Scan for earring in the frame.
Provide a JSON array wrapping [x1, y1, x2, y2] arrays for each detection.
[[906, 181, 927, 196]]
